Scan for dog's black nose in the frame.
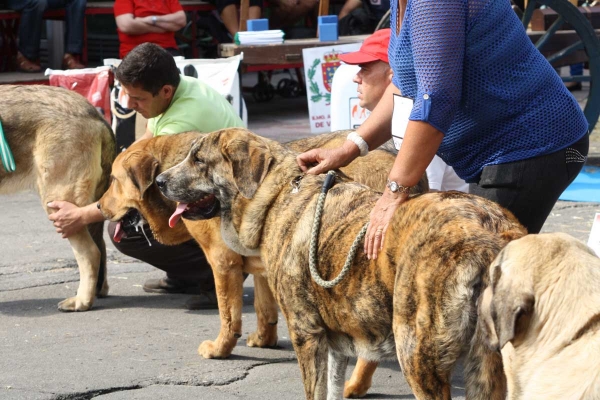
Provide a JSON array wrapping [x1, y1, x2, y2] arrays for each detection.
[[155, 175, 166, 189]]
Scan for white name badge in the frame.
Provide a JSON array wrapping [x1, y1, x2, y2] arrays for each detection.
[[588, 213, 600, 257], [391, 94, 414, 150]]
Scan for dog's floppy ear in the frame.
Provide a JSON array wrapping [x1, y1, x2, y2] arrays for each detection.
[[494, 293, 534, 349], [489, 256, 535, 350], [478, 285, 500, 352], [123, 151, 160, 200], [223, 136, 273, 199]]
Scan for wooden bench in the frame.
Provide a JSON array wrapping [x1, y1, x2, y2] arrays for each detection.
[[0, 0, 214, 74], [219, 35, 366, 72]]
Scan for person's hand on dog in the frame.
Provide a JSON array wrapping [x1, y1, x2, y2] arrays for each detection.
[[47, 201, 88, 238], [365, 189, 408, 260], [297, 141, 360, 175]]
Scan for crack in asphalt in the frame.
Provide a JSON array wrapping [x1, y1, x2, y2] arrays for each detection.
[[51, 385, 143, 400], [46, 358, 296, 399]]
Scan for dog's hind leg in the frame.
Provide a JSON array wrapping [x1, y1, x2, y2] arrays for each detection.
[[247, 273, 279, 348], [59, 230, 101, 311], [287, 319, 329, 400], [394, 323, 452, 400], [344, 358, 378, 398], [38, 133, 104, 311], [327, 350, 348, 400], [88, 220, 108, 297], [464, 323, 506, 400]]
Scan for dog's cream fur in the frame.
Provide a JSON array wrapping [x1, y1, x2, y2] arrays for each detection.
[[479, 232, 600, 400], [0, 85, 115, 311]]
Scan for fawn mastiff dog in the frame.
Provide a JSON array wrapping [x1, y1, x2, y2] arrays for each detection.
[[479, 233, 600, 400], [157, 128, 526, 400], [0, 85, 116, 311], [97, 130, 427, 396]]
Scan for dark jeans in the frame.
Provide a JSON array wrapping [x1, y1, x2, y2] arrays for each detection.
[[469, 133, 589, 233], [107, 221, 215, 290], [7, 0, 86, 60]]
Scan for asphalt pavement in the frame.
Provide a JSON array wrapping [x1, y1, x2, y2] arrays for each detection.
[[1, 84, 599, 400]]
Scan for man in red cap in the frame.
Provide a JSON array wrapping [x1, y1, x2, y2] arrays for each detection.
[[339, 28, 393, 112], [338, 28, 468, 192]]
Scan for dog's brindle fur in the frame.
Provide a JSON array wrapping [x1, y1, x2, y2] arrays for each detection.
[[157, 128, 526, 400], [98, 130, 426, 397], [0, 85, 116, 311]]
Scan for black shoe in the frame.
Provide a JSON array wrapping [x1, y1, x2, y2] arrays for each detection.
[[143, 277, 209, 294], [184, 290, 219, 310]]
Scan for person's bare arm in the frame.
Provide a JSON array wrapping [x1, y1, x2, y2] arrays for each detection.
[[339, 0, 362, 19], [388, 121, 443, 188], [141, 11, 187, 32], [116, 13, 167, 35], [47, 202, 105, 238], [297, 82, 399, 174]]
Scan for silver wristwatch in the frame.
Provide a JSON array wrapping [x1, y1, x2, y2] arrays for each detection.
[[386, 179, 412, 194]]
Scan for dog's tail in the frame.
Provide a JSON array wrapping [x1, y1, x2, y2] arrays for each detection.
[[89, 118, 117, 295]]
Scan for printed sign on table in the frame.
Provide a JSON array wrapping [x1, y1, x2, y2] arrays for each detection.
[[303, 43, 362, 133]]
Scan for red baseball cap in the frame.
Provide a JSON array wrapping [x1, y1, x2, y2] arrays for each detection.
[[339, 29, 391, 65]]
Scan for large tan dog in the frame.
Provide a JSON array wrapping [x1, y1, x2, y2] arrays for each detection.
[[0, 85, 116, 311], [97, 130, 426, 395], [157, 128, 527, 400], [479, 233, 600, 400]]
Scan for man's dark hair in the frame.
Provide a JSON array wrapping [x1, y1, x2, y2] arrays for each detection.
[[115, 43, 181, 95]]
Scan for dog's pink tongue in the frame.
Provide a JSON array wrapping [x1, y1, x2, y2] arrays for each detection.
[[169, 203, 188, 228], [113, 221, 124, 243]]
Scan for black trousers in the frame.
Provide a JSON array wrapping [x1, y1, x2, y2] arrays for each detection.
[[469, 133, 589, 233], [107, 222, 214, 288]]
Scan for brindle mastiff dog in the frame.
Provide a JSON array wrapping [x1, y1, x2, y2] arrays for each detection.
[[157, 128, 526, 400], [97, 130, 427, 397], [0, 85, 116, 311], [479, 233, 600, 400]]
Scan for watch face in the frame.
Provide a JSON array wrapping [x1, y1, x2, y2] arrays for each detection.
[[389, 181, 398, 192]]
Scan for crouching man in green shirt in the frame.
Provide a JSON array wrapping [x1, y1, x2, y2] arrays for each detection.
[[48, 43, 244, 309]]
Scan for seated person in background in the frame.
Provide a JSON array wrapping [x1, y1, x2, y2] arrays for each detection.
[[338, 0, 390, 36], [213, 0, 261, 39], [114, 0, 187, 59], [7, 0, 86, 72], [339, 29, 468, 192]]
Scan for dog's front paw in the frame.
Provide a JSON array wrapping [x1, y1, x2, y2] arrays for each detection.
[[247, 331, 278, 348], [198, 340, 232, 359], [57, 296, 92, 312], [344, 380, 370, 399]]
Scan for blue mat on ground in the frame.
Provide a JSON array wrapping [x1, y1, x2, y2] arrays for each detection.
[[559, 166, 600, 202]]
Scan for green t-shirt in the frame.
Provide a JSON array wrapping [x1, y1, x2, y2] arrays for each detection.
[[148, 76, 244, 136]]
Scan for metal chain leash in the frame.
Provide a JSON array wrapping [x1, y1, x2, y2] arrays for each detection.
[[308, 171, 369, 288]]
